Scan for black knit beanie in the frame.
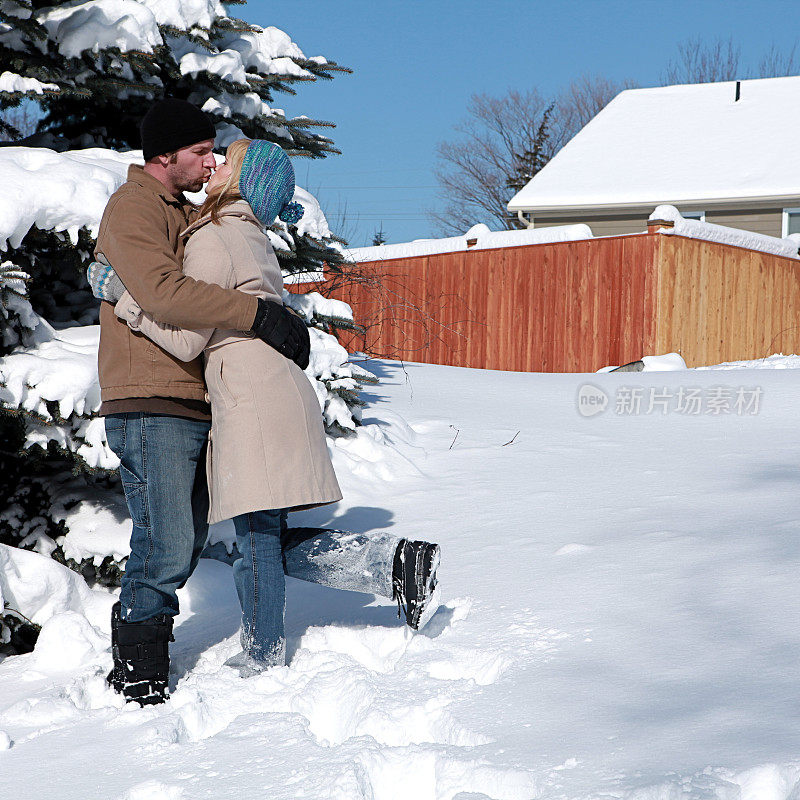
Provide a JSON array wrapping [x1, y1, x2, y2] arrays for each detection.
[[139, 98, 216, 161]]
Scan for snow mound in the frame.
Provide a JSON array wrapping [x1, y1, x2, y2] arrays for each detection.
[[642, 352, 687, 371], [651, 205, 800, 259], [31, 611, 107, 673], [599, 352, 687, 372], [216, 26, 311, 75], [0, 544, 97, 627], [121, 781, 186, 800]]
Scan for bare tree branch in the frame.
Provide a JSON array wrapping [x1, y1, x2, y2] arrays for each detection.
[[431, 78, 633, 236], [555, 74, 637, 144], [662, 37, 743, 84], [758, 43, 799, 77]]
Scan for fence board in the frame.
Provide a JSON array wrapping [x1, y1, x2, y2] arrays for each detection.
[[303, 233, 800, 372]]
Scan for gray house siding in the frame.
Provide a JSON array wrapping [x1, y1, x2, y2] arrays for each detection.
[[531, 212, 647, 237], [704, 208, 782, 238], [530, 206, 789, 238]]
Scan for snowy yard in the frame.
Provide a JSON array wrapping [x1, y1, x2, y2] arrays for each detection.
[[3, 356, 800, 800]]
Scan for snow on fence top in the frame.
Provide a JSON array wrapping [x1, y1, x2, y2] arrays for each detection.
[[650, 205, 800, 260], [508, 76, 800, 211], [343, 223, 594, 263], [344, 210, 800, 266], [0, 147, 330, 251]]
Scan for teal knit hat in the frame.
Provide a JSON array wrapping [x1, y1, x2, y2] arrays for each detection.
[[239, 140, 304, 226]]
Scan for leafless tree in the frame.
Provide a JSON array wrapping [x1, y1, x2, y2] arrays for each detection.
[[758, 43, 798, 77], [662, 37, 743, 84], [663, 37, 799, 84], [555, 74, 637, 142], [431, 77, 633, 235], [431, 89, 555, 234]]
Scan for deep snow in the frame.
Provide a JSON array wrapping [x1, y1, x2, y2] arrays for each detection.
[[3, 356, 800, 799]]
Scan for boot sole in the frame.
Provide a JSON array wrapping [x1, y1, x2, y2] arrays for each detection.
[[412, 545, 441, 630]]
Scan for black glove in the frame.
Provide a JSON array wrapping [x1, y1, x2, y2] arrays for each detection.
[[250, 298, 311, 370]]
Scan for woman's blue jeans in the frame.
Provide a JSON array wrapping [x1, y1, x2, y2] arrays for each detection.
[[232, 509, 400, 669]]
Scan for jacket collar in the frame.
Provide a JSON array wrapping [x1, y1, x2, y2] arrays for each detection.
[[126, 164, 192, 208], [181, 199, 263, 238]]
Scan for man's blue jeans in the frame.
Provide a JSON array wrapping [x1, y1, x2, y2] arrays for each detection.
[[105, 412, 211, 623]]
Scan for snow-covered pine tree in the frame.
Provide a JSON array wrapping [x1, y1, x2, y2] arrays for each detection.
[[0, 2, 375, 589], [0, 0, 357, 280]]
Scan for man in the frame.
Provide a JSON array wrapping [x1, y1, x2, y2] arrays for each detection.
[[95, 98, 308, 706]]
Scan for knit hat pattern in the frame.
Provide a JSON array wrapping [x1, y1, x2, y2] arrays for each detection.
[[140, 98, 216, 161], [239, 140, 305, 227]]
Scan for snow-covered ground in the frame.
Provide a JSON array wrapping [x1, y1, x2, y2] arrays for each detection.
[[3, 355, 800, 800]]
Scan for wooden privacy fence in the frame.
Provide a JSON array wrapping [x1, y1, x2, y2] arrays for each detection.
[[294, 232, 800, 372]]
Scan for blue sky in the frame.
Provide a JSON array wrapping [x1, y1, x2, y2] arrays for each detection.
[[250, 0, 798, 247]]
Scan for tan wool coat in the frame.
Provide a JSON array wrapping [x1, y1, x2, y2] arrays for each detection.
[[114, 200, 342, 523]]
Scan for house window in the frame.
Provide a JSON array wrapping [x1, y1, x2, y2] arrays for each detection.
[[783, 208, 800, 236], [681, 210, 705, 221]]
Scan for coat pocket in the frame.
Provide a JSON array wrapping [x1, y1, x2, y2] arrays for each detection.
[[214, 358, 238, 409]]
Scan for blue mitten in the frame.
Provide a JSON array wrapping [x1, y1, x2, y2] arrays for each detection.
[[87, 257, 125, 303]]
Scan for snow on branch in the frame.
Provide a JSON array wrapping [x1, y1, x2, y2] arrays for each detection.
[[0, 326, 118, 470], [0, 71, 59, 96], [0, 147, 139, 251], [39, 0, 164, 57]]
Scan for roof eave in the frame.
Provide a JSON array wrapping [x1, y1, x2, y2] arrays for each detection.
[[507, 193, 800, 214]]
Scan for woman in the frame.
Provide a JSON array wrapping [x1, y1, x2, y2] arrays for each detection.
[[106, 139, 440, 674]]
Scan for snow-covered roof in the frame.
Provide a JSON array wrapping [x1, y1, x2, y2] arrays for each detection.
[[508, 76, 800, 213]]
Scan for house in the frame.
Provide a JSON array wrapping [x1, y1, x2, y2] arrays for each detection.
[[507, 76, 800, 238]]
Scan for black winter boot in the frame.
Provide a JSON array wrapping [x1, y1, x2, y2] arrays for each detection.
[[392, 540, 441, 630], [108, 601, 174, 706]]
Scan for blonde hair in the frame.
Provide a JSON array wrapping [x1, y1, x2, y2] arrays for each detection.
[[199, 138, 251, 224]]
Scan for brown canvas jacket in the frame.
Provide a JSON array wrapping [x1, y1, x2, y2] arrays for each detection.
[[96, 165, 258, 404]]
